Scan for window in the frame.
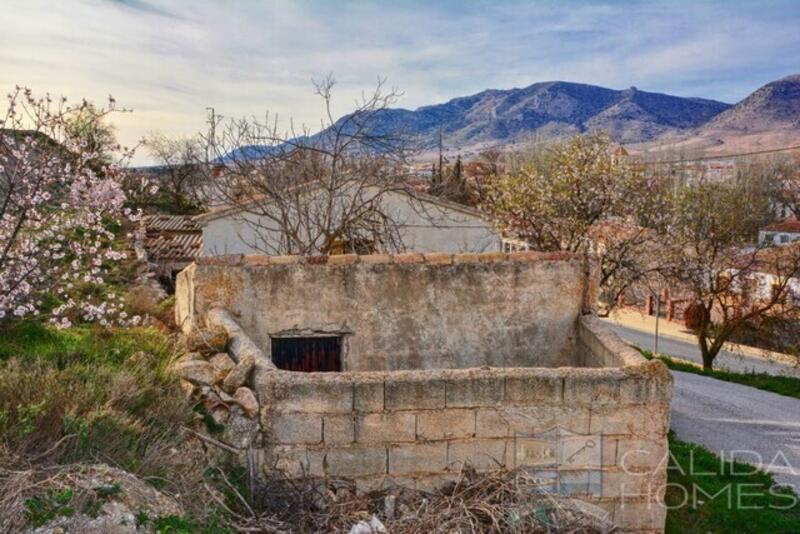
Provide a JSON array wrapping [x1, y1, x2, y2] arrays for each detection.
[[502, 237, 530, 253], [271, 336, 342, 372]]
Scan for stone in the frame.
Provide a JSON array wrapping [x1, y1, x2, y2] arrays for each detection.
[[184, 329, 227, 353], [270, 255, 301, 265], [179, 379, 196, 397], [223, 411, 260, 449], [234, 387, 259, 418], [209, 352, 236, 381], [218, 389, 235, 403], [173, 360, 218, 386], [211, 407, 229, 425], [223, 354, 255, 393]]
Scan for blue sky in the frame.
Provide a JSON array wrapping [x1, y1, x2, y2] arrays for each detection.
[[1, 0, 799, 163]]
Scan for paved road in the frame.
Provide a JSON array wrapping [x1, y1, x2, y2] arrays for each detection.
[[605, 322, 800, 377], [671, 371, 800, 490], [605, 320, 800, 489]]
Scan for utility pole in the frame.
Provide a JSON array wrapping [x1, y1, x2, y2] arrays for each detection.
[[653, 292, 661, 356], [438, 127, 444, 186], [205, 107, 216, 162]]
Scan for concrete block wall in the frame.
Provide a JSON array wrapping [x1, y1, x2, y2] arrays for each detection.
[[257, 340, 672, 533]]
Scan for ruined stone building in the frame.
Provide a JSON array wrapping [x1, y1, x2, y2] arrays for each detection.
[[176, 251, 672, 533]]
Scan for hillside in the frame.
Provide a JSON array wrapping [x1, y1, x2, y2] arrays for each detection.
[[337, 81, 731, 151], [705, 74, 800, 132], [226, 74, 800, 161], [632, 74, 800, 156]]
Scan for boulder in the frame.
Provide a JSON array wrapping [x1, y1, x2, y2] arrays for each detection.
[[209, 352, 236, 382], [173, 360, 218, 386], [223, 407, 260, 449], [222, 355, 254, 393], [184, 329, 227, 354], [179, 379, 196, 397], [234, 387, 259, 418]]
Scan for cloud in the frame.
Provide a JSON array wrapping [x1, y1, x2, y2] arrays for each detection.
[[104, 0, 180, 18], [1, 0, 799, 163]]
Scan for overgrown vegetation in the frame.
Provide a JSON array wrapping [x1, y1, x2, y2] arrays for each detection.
[[0, 320, 223, 530], [637, 347, 800, 400], [666, 434, 800, 533]]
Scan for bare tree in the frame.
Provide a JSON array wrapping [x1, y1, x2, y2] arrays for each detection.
[[200, 76, 419, 255], [145, 133, 208, 214], [659, 178, 800, 369]]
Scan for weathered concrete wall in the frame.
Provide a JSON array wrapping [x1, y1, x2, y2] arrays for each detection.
[[176, 251, 589, 370], [256, 320, 672, 533], [176, 253, 671, 532]]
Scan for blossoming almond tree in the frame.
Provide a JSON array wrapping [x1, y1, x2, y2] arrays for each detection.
[[0, 87, 144, 327]]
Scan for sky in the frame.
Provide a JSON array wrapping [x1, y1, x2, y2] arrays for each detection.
[[2, 0, 800, 164]]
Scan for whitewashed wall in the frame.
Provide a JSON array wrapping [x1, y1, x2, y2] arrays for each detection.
[[200, 191, 501, 255]]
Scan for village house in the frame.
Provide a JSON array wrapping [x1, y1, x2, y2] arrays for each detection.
[[759, 219, 800, 246], [195, 188, 502, 256], [136, 214, 203, 289]]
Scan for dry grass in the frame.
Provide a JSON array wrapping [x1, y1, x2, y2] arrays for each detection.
[[0, 323, 218, 530], [230, 467, 615, 533]]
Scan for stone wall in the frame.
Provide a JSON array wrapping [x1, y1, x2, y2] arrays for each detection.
[[256, 317, 671, 533], [176, 251, 590, 370], [175, 253, 671, 532]]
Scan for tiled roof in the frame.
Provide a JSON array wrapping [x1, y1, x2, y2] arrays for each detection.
[[142, 215, 202, 263], [762, 220, 800, 233], [144, 214, 201, 233]]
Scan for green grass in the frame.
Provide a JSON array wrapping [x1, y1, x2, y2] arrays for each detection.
[[666, 434, 800, 533], [0, 319, 192, 470], [637, 348, 800, 400], [0, 320, 172, 368]]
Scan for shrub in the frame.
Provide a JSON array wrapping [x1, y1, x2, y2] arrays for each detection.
[[683, 301, 706, 332]]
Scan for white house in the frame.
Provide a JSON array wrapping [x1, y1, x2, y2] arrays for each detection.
[[195, 188, 502, 256], [758, 220, 800, 246]]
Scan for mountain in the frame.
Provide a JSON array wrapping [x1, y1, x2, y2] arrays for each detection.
[[702, 74, 800, 132], [224, 74, 800, 160], [633, 74, 800, 156], [330, 81, 731, 151]]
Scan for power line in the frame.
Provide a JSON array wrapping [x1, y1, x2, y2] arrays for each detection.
[[638, 144, 800, 165]]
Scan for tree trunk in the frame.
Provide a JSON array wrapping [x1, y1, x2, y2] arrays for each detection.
[[697, 332, 716, 371], [701, 346, 715, 371]]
